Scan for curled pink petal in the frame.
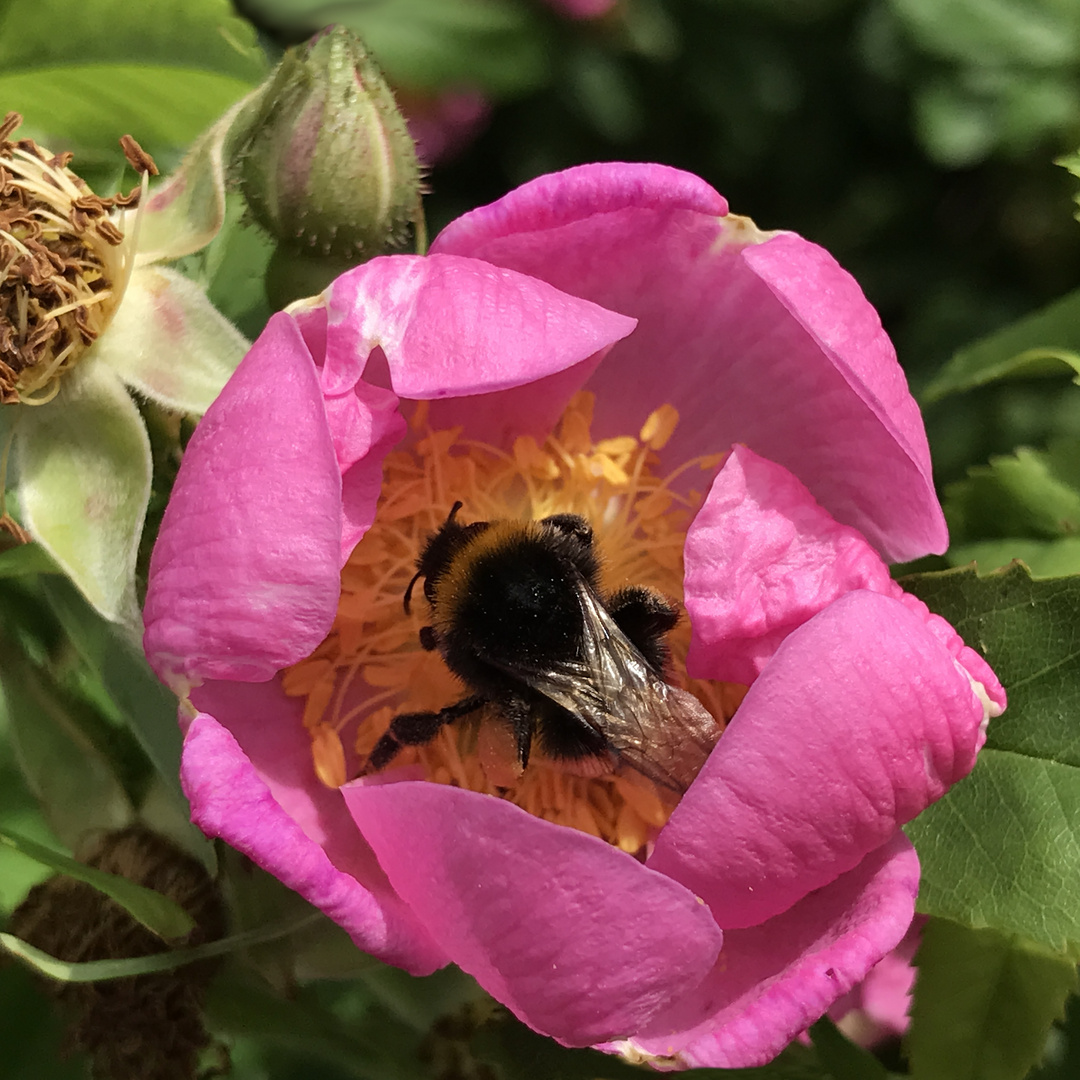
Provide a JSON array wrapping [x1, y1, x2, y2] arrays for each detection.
[[617, 832, 919, 1068], [433, 162, 945, 562], [180, 708, 446, 974], [320, 253, 637, 401], [342, 779, 723, 1045], [649, 590, 988, 929], [143, 313, 342, 687], [684, 445, 896, 685]]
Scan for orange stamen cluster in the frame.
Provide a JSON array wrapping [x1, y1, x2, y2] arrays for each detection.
[[283, 392, 747, 854]]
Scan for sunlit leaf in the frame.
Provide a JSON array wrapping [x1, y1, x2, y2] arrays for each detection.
[[903, 565, 1080, 955], [0, 0, 265, 159], [908, 919, 1078, 1080]]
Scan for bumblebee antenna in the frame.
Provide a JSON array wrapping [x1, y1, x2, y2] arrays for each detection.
[[404, 501, 466, 614], [404, 569, 423, 615]]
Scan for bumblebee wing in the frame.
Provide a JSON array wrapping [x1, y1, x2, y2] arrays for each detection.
[[509, 586, 722, 795]]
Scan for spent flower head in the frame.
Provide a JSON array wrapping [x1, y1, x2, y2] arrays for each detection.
[[0, 112, 249, 625]]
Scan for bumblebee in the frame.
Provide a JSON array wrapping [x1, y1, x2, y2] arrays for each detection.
[[364, 503, 721, 794]]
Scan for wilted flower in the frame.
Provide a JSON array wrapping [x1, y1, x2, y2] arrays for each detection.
[[0, 112, 248, 623], [143, 163, 1004, 1067]]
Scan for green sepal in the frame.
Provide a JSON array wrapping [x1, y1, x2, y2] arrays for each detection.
[[907, 918, 1078, 1080], [135, 93, 261, 265], [93, 266, 249, 415], [13, 364, 151, 627], [0, 828, 195, 942]]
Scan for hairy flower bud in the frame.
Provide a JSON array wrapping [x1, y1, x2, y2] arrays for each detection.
[[237, 26, 423, 261]]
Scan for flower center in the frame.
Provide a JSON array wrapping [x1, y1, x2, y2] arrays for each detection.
[[0, 113, 153, 405], [284, 392, 746, 854]]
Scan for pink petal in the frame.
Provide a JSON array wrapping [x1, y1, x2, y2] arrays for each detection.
[[682, 447, 1006, 716], [648, 589, 987, 929], [684, 445, 896, 685], [320, 253, 637, 401], [432, 162, 945, 562], [616, 832, 919, 1068], [342, 779, 723, 1045], [180, 707, 446, 974], [322, 377, 407, 564], [143, 313, 342, 686]]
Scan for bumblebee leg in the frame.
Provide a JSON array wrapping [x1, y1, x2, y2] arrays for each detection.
[[539, 513, 593, 547], [607, 585, 679, 672], [366, 695, 485, 772], [496, 694, 536, 770]]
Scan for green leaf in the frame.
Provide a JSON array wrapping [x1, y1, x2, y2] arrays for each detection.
[[0, 910, 320, 983], [945, 443, 1080, 542], [0, 828, 195, 941], [902, 565, 1080, 953], [247, 0, 550, 95], [470, 1011, 830, 1079], [35, 575, 187, 808], [207, 968, 422, 1080], [0, 964, 88, 1079], [948, 539, 1080, 579], [14, 362, 151, 627], [888, 0, 1080, 68], [0, 0, 266, 159], [923, 288, 1080, 404], [808, 1017, 888, 1080], [0, 641, 133, 848], [0, 544, 59, 578], [907, 919, 1078, 1080]]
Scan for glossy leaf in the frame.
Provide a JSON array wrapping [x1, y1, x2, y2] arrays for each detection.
[[907, 918, 1078, 1080], [902, 565, 1080, 954], [0, 0, 265, 157]]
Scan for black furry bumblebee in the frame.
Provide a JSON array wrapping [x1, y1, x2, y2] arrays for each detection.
[[363, 503, 720, 795]]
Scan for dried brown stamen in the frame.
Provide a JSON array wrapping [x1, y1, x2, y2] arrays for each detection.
[[0, 113, 155, 404]]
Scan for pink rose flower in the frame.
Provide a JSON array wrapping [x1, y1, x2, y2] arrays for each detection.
[[143, 163, 1004, 1067]]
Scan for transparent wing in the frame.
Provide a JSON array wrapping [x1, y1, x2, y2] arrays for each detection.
[[499, 585, 722, 795]]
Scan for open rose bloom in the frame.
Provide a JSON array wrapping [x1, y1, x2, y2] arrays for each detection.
[[143, 164, 1004, 1068]]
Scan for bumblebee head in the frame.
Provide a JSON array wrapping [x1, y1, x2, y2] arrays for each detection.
[[404, 502, 491, 615]]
